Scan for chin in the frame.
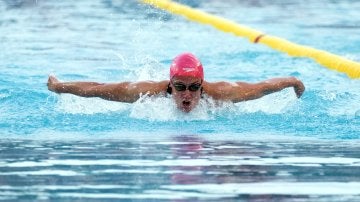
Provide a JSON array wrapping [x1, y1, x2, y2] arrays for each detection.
[[178, 105, 193, 113], [182, 108, 192, 113]]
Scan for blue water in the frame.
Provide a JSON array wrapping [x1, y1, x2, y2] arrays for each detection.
[[1, 0, 360, 201]]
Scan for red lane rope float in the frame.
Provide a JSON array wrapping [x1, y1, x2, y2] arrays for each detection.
[[254, 34, 266, 43]]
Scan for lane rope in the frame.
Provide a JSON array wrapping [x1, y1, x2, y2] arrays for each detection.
[[141, 0, 360, 79]]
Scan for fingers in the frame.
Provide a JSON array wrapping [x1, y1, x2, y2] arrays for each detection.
[[47, 75, 59, 92], [294, 80, 305, 98], [48, 75, 59, 83], [295, 88, 303, 98]]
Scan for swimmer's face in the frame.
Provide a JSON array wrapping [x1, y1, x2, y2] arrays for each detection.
[[170, 76, 202, 113]]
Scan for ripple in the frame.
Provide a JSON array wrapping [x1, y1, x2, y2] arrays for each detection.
[[0, 170, 84, 176], [162, 182, 360, 195], [1, 156, 359, 168]]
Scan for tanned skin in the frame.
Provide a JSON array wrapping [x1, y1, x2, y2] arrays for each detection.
[[48, 75, 305, 112]]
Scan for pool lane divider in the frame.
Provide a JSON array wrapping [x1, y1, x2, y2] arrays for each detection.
[[141, 0, 360, 79]]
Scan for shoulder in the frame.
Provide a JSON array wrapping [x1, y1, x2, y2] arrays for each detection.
[[128, 80, 169, 87], [147, 80, 169, 90], [156, 80, 170, 86], [202, 80, 254, 101], [202, 81, 236, 100], [202, 80, 243, 92], [127, 80, 170, 95]]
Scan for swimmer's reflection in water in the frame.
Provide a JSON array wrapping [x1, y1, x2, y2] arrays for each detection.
[[48, 52, 305, 113], [168, 135, 270, 186], [170, 135, 204, 185]]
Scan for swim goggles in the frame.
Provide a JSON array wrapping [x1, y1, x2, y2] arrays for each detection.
[[171, 81, 202, 92]]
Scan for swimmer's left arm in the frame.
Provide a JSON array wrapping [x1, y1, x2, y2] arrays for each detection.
[[204, 77, 305, 102], [249, 77, 305, 99]]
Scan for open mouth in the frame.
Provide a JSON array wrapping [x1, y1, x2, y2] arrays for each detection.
[[182, 101, 191, 107]]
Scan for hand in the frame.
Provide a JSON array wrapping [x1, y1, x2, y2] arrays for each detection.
[[47, 75, 60, 92], [292, 77, 305, 98]]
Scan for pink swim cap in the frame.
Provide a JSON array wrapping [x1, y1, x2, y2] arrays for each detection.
[[170, 52, 204, 80]]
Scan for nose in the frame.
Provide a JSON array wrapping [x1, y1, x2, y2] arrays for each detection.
[[181, 90, 192, 99]]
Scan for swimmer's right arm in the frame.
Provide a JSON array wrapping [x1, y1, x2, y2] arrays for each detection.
[[47, 75, 169, 103]]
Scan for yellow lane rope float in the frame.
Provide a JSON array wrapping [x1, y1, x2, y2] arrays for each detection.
[[141, 0, 360, 79]]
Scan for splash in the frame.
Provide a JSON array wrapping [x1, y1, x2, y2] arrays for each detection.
[[129, 91, 297, 121], [233, 88, 298, 114], [53, 89, 298, 119], [134, 56, 168, 81], [129, 94, 213, 121], [317, 78, 360, 117], [55, 94, 129, 114]]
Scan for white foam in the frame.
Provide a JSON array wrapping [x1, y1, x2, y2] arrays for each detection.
[[55, 94, 129, 114], [128, 91, 299, 121], [52, 77, 299, 119], [234, 88, 298, 114], [129, 95, 215, 121]]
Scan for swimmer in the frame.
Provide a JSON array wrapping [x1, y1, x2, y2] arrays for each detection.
[[47, 52, 305, 113]]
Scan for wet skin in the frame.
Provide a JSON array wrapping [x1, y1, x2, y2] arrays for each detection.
[[47, 75, 305, 113], [170, 76, 202, 113]]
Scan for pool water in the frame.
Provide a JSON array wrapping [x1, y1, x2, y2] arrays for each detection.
[[1, 0, 360, 201]]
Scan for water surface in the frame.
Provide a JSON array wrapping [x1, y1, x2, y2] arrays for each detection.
[[1, 0, 360, 201]]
